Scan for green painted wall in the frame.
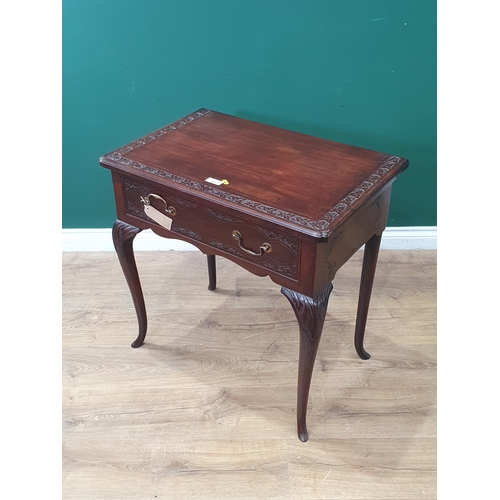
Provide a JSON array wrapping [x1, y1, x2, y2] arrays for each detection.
[[63, 0, 436, 228]]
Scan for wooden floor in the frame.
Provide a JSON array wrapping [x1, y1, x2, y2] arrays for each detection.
[[62, 248, 436, 500]]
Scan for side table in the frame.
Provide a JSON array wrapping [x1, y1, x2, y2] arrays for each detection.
[[100, 109, 409, 441]]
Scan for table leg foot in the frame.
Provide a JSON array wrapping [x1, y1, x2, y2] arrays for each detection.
[[112, 220, 148, 348], [298, 426, 309, 442], [282, 283, 333, 442], [354, 233, 382, 360], [131, 338, 144, 349], [207, 255, 216, 291], [356, 347, 371, 360]]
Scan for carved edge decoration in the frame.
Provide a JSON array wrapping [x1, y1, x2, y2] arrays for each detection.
[[112, 220, 142, 249], [169, 194, 198, 208], [281, 283, 333, 354], [124, 176, 199, 208], [124, 176, 149, 196], [124, 177, 200, 225], [172, 227, 202, 241], [208, 240, 297, 279], [122, 177, 298, 278], [205, 212, 299, 254], [206, 208, 243, 223], [126, 201, 150, 222], [110, 109, 211, 156], [263, 260, 297, 278], [208, 241, 241, 257], [258, 226, 299, 256], [127, 201, 202, 242], [106, 144, 402, 231]]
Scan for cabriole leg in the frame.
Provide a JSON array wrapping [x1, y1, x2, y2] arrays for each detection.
[[354, 233, 383, 360], [112, 220, 147, 348], [281, 283, 333, 442]]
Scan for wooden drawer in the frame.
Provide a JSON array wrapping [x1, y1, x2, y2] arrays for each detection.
[[121, 176, 301, 281]]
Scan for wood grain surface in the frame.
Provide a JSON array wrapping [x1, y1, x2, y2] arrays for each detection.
[[100, 109, 408, 237], [63, 249, 436, 499]]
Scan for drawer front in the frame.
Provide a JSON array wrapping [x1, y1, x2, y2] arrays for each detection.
[[122, 176, 301, 280]]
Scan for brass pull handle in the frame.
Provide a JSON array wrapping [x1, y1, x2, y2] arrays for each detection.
[[232, 230, 272, 256], [141, 193, 176, 216]]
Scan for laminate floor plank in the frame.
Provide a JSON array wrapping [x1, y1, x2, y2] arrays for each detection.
[[63, 249, 436, 499], [287, 438, 436, 500]]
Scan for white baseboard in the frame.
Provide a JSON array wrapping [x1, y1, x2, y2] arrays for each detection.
[[376, 226, 437, 250], [62, 226, 436, 252]]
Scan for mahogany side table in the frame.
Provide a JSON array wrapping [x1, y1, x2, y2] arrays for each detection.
[[100, 108, 409, 441]]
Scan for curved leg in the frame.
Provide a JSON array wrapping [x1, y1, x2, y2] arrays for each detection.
[[281, 283, 333, 442], [112, 220, 147, 348], [207, 255, 216, 291], [354, 233, 382, 360]]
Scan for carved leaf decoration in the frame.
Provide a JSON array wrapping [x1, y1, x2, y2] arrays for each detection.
[[281, 284, 333, 354]]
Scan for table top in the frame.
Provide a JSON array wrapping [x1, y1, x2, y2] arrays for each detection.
[[100, 109, 408, 237]]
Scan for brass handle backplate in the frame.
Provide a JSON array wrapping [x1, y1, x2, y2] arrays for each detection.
[[232, 230, 272, 256], [141, 193, 176, 216]]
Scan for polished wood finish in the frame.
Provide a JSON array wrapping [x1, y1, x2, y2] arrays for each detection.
[[100, 109, 409, 440], [101, 109, 408, 236], [111, 220, 146, 348], [115, 172, 302, 287], [207, 255, 216, 291], [62, 250, 436, 499], [281, 283, 333, 442], [354, 233, 383, 360]]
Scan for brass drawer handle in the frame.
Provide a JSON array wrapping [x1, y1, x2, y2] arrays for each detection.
[[232, 230, 272, 256], [141, 193, 176, 216]]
